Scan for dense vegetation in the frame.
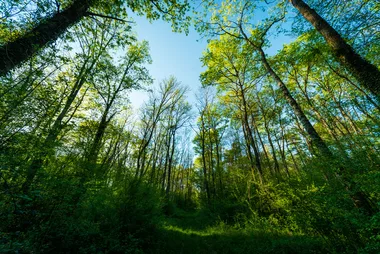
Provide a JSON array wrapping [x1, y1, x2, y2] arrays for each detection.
[[1, 0, 379, 253]]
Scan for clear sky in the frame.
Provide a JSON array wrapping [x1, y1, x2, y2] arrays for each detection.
[[128, 14, 207, 110], [128, 9, 295, 111]]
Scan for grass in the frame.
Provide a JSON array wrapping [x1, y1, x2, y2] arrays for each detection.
[[146, 209, 327, 254]]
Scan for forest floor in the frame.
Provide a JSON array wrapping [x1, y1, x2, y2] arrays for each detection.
[[148, 209, 327, 254]]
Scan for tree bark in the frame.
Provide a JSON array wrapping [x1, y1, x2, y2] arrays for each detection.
[[239, 85, 263, 181], [252, 117, 273, 176], [166, 130, 176, 197], [207, 125, 216, 197], [258, 47, 332, 158], [200, 113, 211, 204], [86, 105, 111, 168], [0, 0, 91, 75], [278, 116, 290, 177], [289, 0, 380, 99], [214, 136, 223, 196]]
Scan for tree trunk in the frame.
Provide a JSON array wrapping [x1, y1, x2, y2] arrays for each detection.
[[215, 137, 223, 197], [149, 133, 163, 185], [0, 0, 91, 75], [258, 47, 332, 158], [257, 46, 375, 215], [242, 122, 258, 179], [293, 72, 341, 144], [278, 116, 290, 177], [166, 130, 176, 197], [289, 0, 380, 99], [258, 99, 281, 176], [252, 117, 273, 176], [285, 137, 300, 172], [200, 113, 211, 204], [87, 106, 111, 168], [265, 121, 281, 175], [21, 70, 88, 193], [207, 126, 216, 197], [162, 131, 171, 192], [239, 84, 263, 181]]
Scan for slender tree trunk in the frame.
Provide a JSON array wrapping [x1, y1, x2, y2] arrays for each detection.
[[278, 116, 290, 177], [207, 127, 216, 197], [289, 0, 380, 98], [258, 47, 332, 158], [285, 138, 300, 172], [98, 134, 120, 179], [136, 112, 164, 179], [256, 46, 375, 215], [215, 138, 223, 197], [265, 122, 281, 175], [258, 102, 281, 176], [252, 118, 273, 176], [239, 86, 263, 181], [353, 98, 380, 125], [21, 72, 88, 193], [329, 88, 361, 134], [166, 130, 176, 197], [149, 134, 163, 185], [326, 63, 380, 111], [293, 73, 341, 144], [70, 102, 113, 215], [86, 105, 111, 168], [200, 113, 211, 204], [242, 122, 258, 178], [162, 131, 171, 192], [292, 140, 307, 167], [156, 156, 164, 187], [306, 99, 340, 143]]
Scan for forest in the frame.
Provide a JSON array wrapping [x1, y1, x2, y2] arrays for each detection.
[[0, 0, 379, 253]]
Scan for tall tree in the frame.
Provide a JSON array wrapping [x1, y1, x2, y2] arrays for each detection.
[[0, 0, 190, 75], [86, 40, 151, 170], [198, 0, 376, 215], [21, 17, 132, 193], [289, 0, 380, 99], [201, 37, 264, 182], [135, 77, 186, 179]]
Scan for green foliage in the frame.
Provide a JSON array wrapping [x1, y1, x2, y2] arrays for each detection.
[[153, 207, 327, 254], [1, 0, 379, 253], [0, 175, 163, 253]]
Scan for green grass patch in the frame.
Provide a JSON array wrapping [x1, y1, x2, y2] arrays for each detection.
[[147, 210, 327, 254]]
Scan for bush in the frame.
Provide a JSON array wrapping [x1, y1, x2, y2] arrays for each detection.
[[0, 176, 163, 253]]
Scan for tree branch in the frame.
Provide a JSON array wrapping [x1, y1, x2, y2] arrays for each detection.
[[85, 11, 133, 23]]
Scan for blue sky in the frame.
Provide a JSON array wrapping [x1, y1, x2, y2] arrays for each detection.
[[128, 9, 295, 111], [128, 14, 207, 110]]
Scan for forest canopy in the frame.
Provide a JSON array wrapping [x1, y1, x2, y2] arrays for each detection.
[[0, 0, 379, 253]]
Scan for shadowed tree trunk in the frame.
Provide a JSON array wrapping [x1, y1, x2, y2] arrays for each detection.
[[252, 116, 273, 176], [0, 0, 91, 75], [200, 112, 211, 204], [289, 0, 380, 99], [166, 129, 176, 197], [86, 105, 114, 169], [21, 55, 99, 193], [21, 80, 87, 193]]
